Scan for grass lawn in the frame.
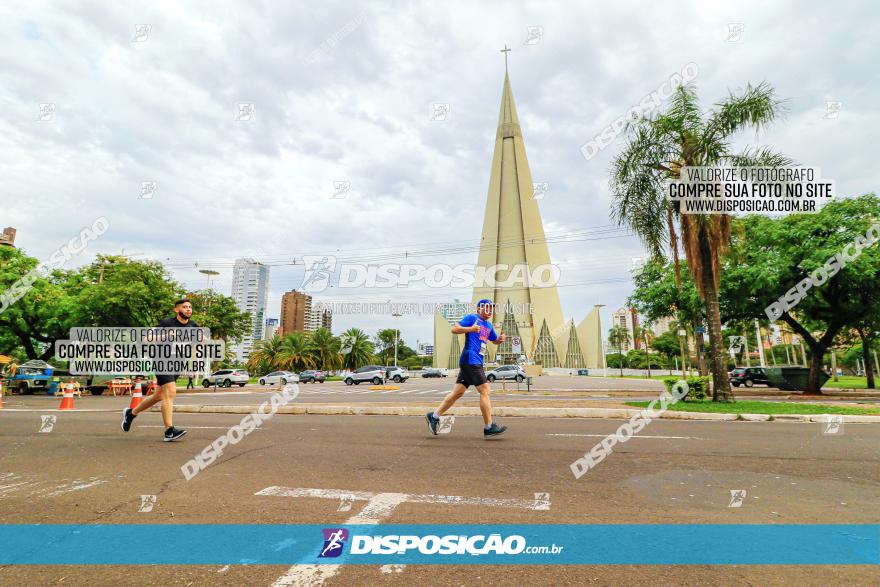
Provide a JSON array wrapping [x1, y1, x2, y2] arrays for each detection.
[[624, 400, 880, 415], [822, 376, 876, 390]]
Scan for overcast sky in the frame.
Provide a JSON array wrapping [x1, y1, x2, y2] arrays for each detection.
[[2, 0, 877, 347]]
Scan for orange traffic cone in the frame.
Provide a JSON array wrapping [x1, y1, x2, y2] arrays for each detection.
[[58, 379, 76, 410], [129, 381, 143, 410]]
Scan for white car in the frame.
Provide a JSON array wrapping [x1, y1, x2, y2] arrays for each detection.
[[344, 365, 387, 386], [259, 371, 300, 386], [486, 365, 526, 382], [202, 369, 250, 388]]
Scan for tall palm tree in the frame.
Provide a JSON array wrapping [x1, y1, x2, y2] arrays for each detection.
[[339, 327, 375, 371], [247, 335, 285, 374], [611, 83, 793, 401], [276, 333, 315, 372], [608, 326, 631, 377], [308, 327, 342, 371]]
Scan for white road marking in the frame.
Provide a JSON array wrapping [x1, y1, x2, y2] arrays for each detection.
[[259, 486, 550, 586], [417, 389, 440, 395], [44, 478, 107, 497], [546, 433, 700, 440]]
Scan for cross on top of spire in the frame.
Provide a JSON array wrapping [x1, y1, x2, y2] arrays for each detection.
[[500, 44, 511, 72]]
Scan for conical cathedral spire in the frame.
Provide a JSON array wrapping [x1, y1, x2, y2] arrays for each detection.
[[472, 70, 566, 364]]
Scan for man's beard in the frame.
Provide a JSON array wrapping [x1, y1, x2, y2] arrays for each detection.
[[177, 311, 190, 321]]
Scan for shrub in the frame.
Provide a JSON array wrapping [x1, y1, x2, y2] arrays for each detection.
[[662, 375, 710, 401]]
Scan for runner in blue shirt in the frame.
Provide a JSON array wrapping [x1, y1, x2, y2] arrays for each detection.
[[426, 299, 507, 437]]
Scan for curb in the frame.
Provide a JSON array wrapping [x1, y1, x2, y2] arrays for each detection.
[[169, 404, 880, 422]]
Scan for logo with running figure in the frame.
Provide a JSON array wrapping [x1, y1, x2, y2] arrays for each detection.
[[318, 528, 349, 558], [301, 255, 337, 293]]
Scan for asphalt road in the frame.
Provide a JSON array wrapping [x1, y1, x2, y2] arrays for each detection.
[[1, 407, 878, 586]]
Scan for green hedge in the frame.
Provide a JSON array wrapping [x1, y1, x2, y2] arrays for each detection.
[[662, 376, 710, 401]]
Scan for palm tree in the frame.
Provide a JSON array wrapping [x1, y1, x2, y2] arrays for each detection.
[[276, 333, 315, 372], [608, 326, 631, 376], [611, 83, 793, 401], [308, 327, 342, 372], [339, 327, 374, 371], [247, 335, 286, 374]]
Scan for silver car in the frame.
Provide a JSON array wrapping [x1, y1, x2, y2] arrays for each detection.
[[202, 369, 249, 388], [486, 365, 526, 383], [258, 371, 300, 386], [344, 365, 386, 386]]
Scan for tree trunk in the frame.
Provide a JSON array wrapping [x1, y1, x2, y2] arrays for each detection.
[[668, 206, 683, 289], [697, 230, 733, 402], [860, 331, 876, 389], [806, 344, 827, 394]]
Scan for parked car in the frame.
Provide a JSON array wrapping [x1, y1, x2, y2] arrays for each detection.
[[299, 370, 326, 383], [729, 367, 771, 387], [259, 371, 299, 386], [384, 366, 409, 383], [421, 368, 448, 378], [202, 369, 249, 388], [486, 364, 526, 383], [344, 365, 386, 386]]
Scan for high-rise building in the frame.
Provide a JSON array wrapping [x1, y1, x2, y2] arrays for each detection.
[[433, 65, 602, 369], [264, 318, 279, 340], [0, 227, 16, 247], [651, 316, 674, 338], [306, 302, 332, 332], [281, 290, 311, 333], [231, 258, 269, 362], [611, 307, 640, 352], [281, 291, 331, 333]]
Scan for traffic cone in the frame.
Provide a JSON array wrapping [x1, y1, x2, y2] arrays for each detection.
[[129, 381, 143, 410], [146, 376, 157, 396], [58, 379, 76, 410]]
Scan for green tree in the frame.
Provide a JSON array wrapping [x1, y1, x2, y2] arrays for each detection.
[[374, 328, 408, 365], [188, 289, 252, 343], [276, 333, 315, 372], [308, 327, 342, 371], [0, 251, 182, 360], [339, 328, 375, 370], [611, 82, 792, 401], [652, 331, 682, 372], [722, 194, 880, 392], [247, 335, 286, 375], [607, 326, 631, 376]]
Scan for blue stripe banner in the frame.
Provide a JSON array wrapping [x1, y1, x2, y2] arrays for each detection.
[[1, 525, 877, 565]]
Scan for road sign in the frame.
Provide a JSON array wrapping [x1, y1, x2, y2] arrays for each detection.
[[511, 336, 522, 354]]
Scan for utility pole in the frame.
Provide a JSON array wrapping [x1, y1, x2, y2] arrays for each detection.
[[392, 312, 402, 367], [754, 319, 766, 367], [743, 332, 751, 367]]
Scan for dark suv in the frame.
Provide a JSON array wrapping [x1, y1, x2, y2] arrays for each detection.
[[729, 367, 770, 387], [299, 370, 325, 383]]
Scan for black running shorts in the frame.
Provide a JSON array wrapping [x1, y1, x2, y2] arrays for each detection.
[[156, 374, 179, 386], [456, 364, 488, 388]]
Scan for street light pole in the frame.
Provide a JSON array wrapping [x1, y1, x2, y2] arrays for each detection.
[[594, 305, 607, 377], [392, 312, 402, 367]]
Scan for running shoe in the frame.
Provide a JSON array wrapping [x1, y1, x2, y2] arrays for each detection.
[[164, 426, 187, 442], [425, 412, 440, 435], [121, 407, 135, 432], [483, 422, 507, 437]]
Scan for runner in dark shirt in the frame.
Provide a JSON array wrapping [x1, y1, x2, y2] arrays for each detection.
[[121, 299, 199, 441]]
